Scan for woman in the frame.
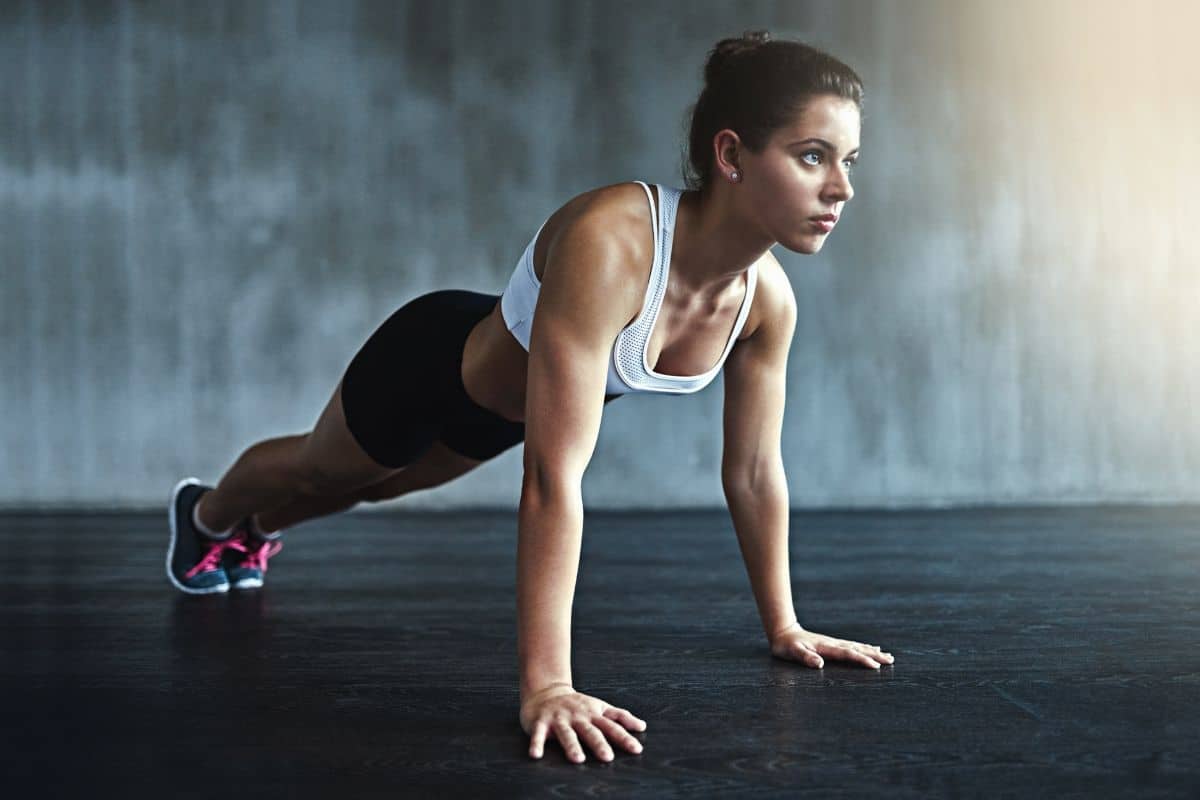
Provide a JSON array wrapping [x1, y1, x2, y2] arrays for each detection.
[[165, 30, 895, 762]]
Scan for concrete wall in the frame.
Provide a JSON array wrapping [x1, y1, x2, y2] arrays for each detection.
[[3, 0, 1197, 510]]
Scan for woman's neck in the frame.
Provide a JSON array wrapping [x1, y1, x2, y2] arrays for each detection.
[[670, 186, 774, 294]]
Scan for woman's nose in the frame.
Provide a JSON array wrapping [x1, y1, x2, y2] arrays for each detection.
[[824, 174, 852, 204]]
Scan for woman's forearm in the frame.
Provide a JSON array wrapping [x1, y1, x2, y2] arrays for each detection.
[[517, 480, 584, 701], [724, 469, 798, 640]]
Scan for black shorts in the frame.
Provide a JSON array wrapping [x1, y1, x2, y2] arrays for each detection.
[[340, 290, 528, 468]]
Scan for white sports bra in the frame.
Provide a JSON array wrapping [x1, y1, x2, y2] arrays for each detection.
[[499, 181, 758, 396]]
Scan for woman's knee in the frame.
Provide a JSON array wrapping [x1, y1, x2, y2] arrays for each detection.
[[357, 477, 405, 503], [291, 456, 386, 498]]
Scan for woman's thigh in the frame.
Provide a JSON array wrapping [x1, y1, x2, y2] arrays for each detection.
[[293, 378, 404, 496], [337, 289, 512, 474]]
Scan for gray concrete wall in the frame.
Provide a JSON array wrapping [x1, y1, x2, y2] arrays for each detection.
[[3, 0, 1197, 510]]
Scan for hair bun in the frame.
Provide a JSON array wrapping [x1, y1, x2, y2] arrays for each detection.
[[705, 30, 771, 85]]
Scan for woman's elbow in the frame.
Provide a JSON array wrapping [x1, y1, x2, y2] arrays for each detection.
[[521, 460, 583, 504]]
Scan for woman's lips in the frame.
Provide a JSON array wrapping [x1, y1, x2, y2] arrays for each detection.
[[810, 218, 835, 233]]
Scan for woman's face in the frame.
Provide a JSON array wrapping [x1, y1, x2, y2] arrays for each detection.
[[738, 95, 861, 254]]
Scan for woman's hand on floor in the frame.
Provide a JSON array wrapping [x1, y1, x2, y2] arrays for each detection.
[[520, 683, 647, 763], [768, 622, 895, 669]]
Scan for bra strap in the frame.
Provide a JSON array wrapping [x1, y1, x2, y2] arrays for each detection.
[[633, 180, 658, 240]]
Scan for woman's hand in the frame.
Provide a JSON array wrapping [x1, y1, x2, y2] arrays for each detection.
[[519, 683, 647, 763], [768, 622, 895, 669]]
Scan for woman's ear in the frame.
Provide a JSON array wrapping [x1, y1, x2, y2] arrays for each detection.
[[712, 129, 742, 178]]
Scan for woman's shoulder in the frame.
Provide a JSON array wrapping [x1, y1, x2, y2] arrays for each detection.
[[737, 249, 795, 344], [550, 181, 657, 248], [531, 181, 658, 286]]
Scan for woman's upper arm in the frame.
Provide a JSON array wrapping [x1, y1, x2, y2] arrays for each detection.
[[720, 259, 797, 488], [522, 214, 640, 490]]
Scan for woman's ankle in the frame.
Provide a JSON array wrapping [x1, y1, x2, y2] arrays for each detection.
[[192, 493, 233, 539], [248, 513, 283, 540]]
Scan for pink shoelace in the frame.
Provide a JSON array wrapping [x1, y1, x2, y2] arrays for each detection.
[[227, 532, 283, 573], [184, 536, 242, 580]]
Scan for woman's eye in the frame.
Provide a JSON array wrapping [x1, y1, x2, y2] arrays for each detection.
[[801, 151, 857, 173]]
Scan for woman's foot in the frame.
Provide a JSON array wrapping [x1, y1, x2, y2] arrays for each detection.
[[223, 520, 284, 590], [166, 478, 239, 595]]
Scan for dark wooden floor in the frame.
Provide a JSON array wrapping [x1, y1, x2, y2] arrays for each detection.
[[1, 506, 1198, 798]]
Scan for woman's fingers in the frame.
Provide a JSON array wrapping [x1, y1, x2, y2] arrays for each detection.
[[571, 720, 614, 762], [850, 641, 894, 664], [781, 633, 896, 670], [826, 644, 877, 668], [559, 716, 646, 763], [529, 720, 549, 759], [553, 720, 587, 763], [594, 715, 645, 755], [551, 719, 619, 763], [602, 706, 648, 732], [822, 642, 885, 668], [524, 691, 648, 763], [843, 644, 881, 668], [797, 644, 824, 668], [778, 639, 824, 668]]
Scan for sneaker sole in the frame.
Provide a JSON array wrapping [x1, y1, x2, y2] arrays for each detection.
[[166, 477, 230, 595], [232, 577, 264, 590]]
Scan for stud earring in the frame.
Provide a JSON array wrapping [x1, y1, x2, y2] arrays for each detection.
[[730, 171, 740, 182]]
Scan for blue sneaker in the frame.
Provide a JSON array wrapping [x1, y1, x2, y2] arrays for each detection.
[[223, 522, 283, 590], [166, 478, 236, 595]]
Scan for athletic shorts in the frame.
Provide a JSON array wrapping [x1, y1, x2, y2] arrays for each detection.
[[340, 290, 526, 467]]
